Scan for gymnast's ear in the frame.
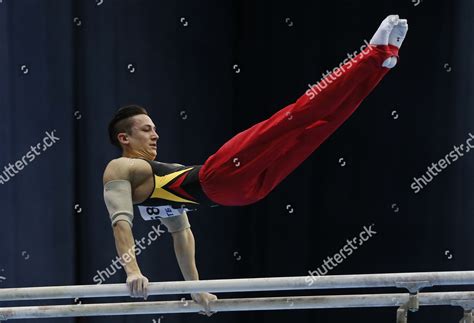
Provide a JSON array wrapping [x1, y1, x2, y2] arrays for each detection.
[[117, 132, 129, 145]]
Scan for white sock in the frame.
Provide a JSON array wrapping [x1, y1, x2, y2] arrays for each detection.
[[369, 15, 399, 46], [388, 19, 408, 48], [382, 57, 397, 68]]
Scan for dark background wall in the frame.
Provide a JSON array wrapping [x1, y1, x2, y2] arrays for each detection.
[[0, 0, 473, 322]]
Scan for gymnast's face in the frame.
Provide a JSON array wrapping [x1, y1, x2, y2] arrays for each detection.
[[121, 114, 159, 161]]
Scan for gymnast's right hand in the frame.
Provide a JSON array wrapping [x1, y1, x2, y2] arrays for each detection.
[[126, 272, 149, 299]]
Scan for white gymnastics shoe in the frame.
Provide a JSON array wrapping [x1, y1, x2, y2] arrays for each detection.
[[370, 15, 400, 46], [389, 18, 408, 48]]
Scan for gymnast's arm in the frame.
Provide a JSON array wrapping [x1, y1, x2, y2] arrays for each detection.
[[103, 158, 149, 299], [169, 225, 199, 281], [164, 216, 217, 315]]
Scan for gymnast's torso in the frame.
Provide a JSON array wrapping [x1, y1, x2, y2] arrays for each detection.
[[129, 157, 217, 220]]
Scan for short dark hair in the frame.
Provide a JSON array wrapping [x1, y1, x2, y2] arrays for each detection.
[[108, 105, 148, 149]]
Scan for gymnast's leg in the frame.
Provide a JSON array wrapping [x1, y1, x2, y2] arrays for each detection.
[[199, 15, 408, 206]]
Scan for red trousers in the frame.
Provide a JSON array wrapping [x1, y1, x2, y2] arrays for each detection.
[[199, 44, 399, 206]]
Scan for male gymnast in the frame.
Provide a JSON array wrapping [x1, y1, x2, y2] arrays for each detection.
[[103, 15, 408, 316]]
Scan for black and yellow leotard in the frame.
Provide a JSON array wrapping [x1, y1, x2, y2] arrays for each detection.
[[135, 159, 218, 220]]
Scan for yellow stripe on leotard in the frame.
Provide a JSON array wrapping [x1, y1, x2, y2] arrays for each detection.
[[150, 167, 199, 204]]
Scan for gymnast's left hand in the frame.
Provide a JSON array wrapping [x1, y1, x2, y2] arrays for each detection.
[[191, 292, 218, 316]]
